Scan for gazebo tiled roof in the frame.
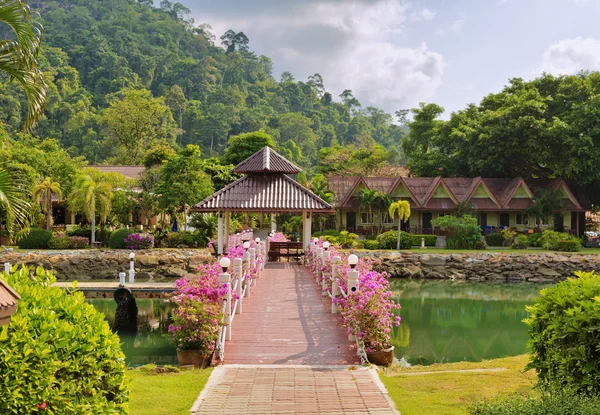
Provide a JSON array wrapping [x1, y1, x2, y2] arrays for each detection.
[[194, 147, 333, 213], [233, 147, 302, 174], [0, 279, 20, 326]]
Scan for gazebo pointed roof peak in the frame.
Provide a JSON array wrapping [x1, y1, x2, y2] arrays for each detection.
[[232, 146, 302, 174]]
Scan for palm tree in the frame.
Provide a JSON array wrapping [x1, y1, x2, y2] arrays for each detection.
[[373, 191, 392, 233], [389, 200, 411, 250], [69, 174, 113, 244], [0, 167, 30, 241], [0, 1, 47, 130], [527, 189, 565, 228], [32, 177, 61, 230], [358, 188, 377, 233]]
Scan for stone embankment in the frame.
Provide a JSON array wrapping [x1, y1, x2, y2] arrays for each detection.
[[0, 249, 212, 281], [363, 251, 600, 283]]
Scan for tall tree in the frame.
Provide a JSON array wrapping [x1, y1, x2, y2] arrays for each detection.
[[221, 130, 275, 166], [68, 172, 113, 244], [32, 177, 62, 230], [103, 88, 176, 164], [156, 145, 214, 231], [0, 0, 47, 130]]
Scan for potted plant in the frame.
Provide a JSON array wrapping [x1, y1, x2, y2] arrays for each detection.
[[334, 269, 400, 366], [168, 265, 226, 368]]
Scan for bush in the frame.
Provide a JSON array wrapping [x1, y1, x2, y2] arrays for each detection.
[[469, 389, 600, 415], [486, 232, 504, 247], [17, 228, 53, 249], [321, 235, 338, 245], [164, 231, 208, 248], [376, 230, 411, 250], [409, 234, 437, 247], [336, 230, 358, 248], [511, 234, 530, 249], [69, 236, 89, 249], [363, 240, 380, 250], [431, 215, 485, 250], [48, 235, 71, 250], [524, 271, 600, 394], [539, 230, 581, 252], [528, 232, 544, 247], [123, 232, 154, 249], [66, 227, 112, 246], [312, 230, 340, 238], [0, 266, 128, 413], [108, 228, 137, 249]]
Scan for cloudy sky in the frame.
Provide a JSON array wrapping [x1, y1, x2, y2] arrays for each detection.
[[180, 0, 600, 117]]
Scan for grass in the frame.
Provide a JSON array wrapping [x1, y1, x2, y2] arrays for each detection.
[[380, 355, 537, 415], [128, 367, 213, 415]]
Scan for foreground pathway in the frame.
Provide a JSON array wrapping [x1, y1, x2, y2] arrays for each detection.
[[192, 262, 398, 414], [192, 365, 397, 415], [225, 262, 358, 365]]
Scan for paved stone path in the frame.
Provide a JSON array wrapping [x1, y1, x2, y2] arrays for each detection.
[[192, 365, 397, 415], [192, 262, 398, 414]]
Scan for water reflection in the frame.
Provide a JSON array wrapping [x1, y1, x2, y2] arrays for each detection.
[[389, 280, 551, 365], [87, 298, 176, 365]]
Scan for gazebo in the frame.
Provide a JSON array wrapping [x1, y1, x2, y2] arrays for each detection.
[[0, 279, 20, 326], [193, 147, 334, 254]]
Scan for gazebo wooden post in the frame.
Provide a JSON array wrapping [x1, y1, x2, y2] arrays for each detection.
[[303, 211, 312, 264], [217, 211, 224, 255], [224, 211, 230, 250], [271, 214, 277, 233]]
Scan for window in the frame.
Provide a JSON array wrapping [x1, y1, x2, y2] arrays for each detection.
[[361, 212, 373, 224], [381, 211, 394, 225], [515, 213, 529, 226]]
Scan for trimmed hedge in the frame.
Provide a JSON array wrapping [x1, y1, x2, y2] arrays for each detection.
[[0, 266, 128, 413], [409, 234, 436, 247], [363, 240, 380, 250], [165, 231, 208, 248], [469, 389, 600, 415], [377, 231, 412, 250], [47, 236, 71, 250], [17, 228, 53, 249], [525, 271, 600, 394], [486, 232, 504, 247], [108, 228, 137, 249]]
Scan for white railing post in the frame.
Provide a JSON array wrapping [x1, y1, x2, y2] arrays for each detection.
[[4, 262, 10, 275], [261, 241, 266, 271], [119, 272, 126, 287], [243, 250, 251, 297], [233, 258, 243, 314], [249, 247, 256, 286], [347, 267, 359, 341], [322, 248, 330, 293], [316, 247, 323, 282], [219, 270, 232, 341], [128, 253, 135, 284], [331, 256, 341, 313]]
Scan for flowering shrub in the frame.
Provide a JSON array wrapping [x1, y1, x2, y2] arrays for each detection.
[[309, 244, 400, 352], [124, 232, 153, 250], [268, 232, 289, 242], [69, 236, 89, 249]]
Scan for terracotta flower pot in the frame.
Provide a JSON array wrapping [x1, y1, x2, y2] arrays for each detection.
[[176, 350, 212, 368], [366, 346, 395, 366]]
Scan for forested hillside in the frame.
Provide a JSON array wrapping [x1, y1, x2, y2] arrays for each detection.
[[0, 0, 405, 171]]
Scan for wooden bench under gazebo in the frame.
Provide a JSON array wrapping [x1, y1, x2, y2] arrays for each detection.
[[193, 147, 334, 256]]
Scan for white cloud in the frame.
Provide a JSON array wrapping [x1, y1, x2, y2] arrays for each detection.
[[436, 18, 465, 35], [410, 8, 435, 21], [194, 0, 446, 112], [539, 37, 600, 75]]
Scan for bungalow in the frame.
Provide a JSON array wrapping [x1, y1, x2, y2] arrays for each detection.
[[328, 176, 589, 236]]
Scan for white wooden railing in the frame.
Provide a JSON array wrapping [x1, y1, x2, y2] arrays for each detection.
[[305, 242, 368, 364], [215, 240, 266, 362]]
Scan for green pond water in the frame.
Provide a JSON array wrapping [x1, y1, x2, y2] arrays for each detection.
[[389, 280, 551, 365], [87, 280, 550, 366]]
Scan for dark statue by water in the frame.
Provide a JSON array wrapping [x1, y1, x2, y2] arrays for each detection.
[[113, 288, 138, 338]]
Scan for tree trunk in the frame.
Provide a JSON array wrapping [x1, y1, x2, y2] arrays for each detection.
[[184, 207, 188, 232], [397, 219, 402, 250], [91, 195, 96, 245], [46, 191, 52, 231]]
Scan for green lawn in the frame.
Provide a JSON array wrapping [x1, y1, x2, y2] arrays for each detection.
[[380, 355, 537, 415], [128, 368, 213, 415]]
